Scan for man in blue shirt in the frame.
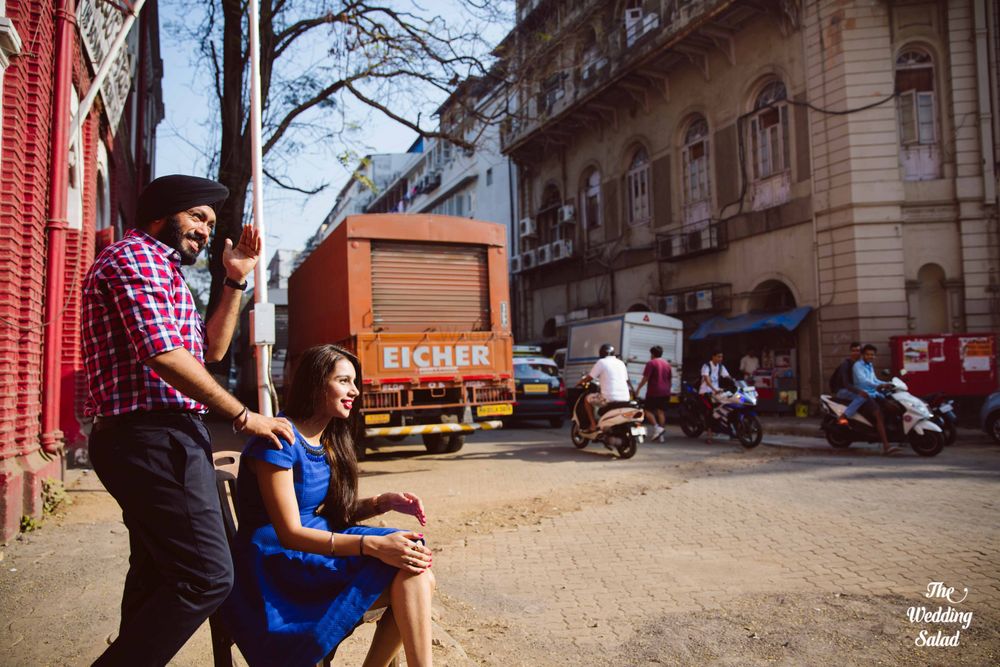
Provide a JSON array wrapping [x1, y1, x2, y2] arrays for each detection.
[[852, 344, 900, 455]]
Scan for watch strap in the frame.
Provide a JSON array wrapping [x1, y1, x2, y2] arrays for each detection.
[[224, 276, 248, 290]]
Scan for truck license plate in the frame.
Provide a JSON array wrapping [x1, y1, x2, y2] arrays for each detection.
[[364, 413, 391, 425], [523, 383, 549, 394], [477, 404, 513, 417]]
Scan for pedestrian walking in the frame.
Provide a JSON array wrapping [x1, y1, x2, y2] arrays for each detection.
[[636, 345, 672, 442], [82, 174, 294, 666]]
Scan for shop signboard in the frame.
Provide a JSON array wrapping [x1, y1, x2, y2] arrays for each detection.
[[77, 0, 138, 132]]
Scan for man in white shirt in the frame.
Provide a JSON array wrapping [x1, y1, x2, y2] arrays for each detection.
[[580, 343, 633, 432], [739, 350, 760, 380], [700, 350, 730, 442]]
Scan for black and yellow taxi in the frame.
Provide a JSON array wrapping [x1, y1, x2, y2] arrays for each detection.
[[511, 348, 567, 428]]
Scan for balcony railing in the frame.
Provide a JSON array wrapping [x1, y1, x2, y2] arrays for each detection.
[[655, 219, 726, 261]]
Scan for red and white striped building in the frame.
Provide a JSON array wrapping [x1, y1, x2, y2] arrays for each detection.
[[0, 0, 162, 540]]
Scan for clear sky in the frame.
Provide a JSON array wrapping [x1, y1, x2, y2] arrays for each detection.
[[154, 1, 512, 263]]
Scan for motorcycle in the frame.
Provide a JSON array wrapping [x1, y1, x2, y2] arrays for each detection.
[[818, 376, 944, 457], [677, 381, 763, 449], [923, 393, 958, 446], [569, 380, 645, 459]]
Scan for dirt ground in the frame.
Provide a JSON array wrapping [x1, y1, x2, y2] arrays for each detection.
[[2, 426, 998, 666]]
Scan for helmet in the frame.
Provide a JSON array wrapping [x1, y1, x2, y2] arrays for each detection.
[[599, 343, 615, 358]]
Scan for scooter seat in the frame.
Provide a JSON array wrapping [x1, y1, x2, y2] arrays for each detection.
[[828, 396, 853, 407], [603, 400, 640, 411]]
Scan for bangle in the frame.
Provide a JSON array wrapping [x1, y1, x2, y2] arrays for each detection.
[[359, 535, 366, 557], [232, 406, 249, 434], [328, 532, 335, 556]]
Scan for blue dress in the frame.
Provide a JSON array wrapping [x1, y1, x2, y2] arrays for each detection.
[[220, 425, 400, 666]]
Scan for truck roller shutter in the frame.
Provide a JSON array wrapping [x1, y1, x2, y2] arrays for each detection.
[[371, 241, 490, 332]]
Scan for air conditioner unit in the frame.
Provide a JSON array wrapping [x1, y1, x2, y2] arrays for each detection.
[[551, 238, 574, 261], [510, 255, 522, 273], [656, 236, 675, 259], [625, 8, 643, 25], [521, 248, 537, 270], [685, 289, 714, 312], [558, 204, 576, 223], [519, 217, 537, 238], [657, 295, 679, 314], [536, 243, 553, 265]]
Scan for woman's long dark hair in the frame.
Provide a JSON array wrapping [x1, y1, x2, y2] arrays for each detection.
[[283, 344, 362, 530]]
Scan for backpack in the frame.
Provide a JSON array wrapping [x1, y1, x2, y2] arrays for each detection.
[[829, 360, 847, 393]]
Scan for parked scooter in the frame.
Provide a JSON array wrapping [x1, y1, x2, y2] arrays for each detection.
[[569, 380, 645, 459], [677, 381, 763, 449], [924, 393, 958, 446], [818, 376, 944, 456]]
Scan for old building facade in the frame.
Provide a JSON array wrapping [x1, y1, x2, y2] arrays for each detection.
[[0, 0, 162, 539], [501, 0, 999, 405]]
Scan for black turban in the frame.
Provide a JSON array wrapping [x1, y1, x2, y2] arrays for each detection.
[[136, 174, 229, 225]]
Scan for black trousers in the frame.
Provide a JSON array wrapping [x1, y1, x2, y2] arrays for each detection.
[[89, 413, 233, 667]]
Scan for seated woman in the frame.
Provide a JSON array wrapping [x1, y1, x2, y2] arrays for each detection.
[[221, 344, 435, 667]]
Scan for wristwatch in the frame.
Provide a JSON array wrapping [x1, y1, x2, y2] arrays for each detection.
[[224, 276, 248, 291]]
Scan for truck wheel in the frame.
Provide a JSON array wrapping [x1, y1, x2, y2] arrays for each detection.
[[386, 435, 407, 443], [445, 434, 465, 453], [549, 417, 565, 429], [422, 433, 447, 454]]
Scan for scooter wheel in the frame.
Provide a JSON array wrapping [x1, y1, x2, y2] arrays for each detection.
[[617, 436, 638, 459], [909, 430, 944, 457], [679, 408, 704, 438], [941, 421, 957, 446], [823, 418, 853, 449], [570, 422, 588, 449]]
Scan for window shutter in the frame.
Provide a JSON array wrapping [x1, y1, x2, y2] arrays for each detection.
[[713, 124, 739, 208], [898, 91, 917, 144], [602, 178, 619, 239], [652, 155, 672, 228]]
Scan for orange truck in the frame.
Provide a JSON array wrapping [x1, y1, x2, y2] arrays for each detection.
[[287, 214, 514, 457]]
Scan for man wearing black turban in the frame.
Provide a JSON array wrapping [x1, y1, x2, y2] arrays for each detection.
[[82, 174, 294, 666]]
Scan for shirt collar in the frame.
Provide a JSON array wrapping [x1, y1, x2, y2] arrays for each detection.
[[128, 228, 182, 268]]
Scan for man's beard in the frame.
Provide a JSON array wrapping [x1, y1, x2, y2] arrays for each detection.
[[158, 215, 205, 265]]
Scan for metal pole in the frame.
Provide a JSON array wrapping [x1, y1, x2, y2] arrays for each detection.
[[248, 0, 273, 416], [68, 0, 146, 145]]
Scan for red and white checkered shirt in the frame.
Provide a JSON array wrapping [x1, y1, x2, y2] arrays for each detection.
[[82, 229, 207, 416]]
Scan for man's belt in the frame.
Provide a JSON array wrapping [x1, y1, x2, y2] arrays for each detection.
[[93, 409, 203, 433]]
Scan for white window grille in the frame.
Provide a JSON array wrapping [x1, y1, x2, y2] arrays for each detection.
[[626, 147, 651, 226], [749, 80, 790, 181], [582, 169, 602, 228], [895, 48, 940, 180], [682, 116, 711, 224]]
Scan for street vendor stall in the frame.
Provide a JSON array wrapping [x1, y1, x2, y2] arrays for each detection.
[[689, 306, 812, 413]]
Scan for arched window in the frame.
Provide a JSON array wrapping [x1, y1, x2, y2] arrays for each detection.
[[749, 80, 790, 181], [682, 115, 711, 224], [895, 47, 940, 180], [626, 146, 651, 226], [581, 168, 601, 229]]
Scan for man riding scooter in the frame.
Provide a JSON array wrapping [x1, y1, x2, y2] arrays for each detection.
[[580, 343, 633, 433], [853, 344, 902, 456]]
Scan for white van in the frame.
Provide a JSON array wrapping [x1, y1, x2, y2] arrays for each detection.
[[565, 312, 683, 395]]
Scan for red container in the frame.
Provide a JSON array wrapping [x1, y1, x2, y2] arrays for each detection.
[[890, 333, 998, 397]]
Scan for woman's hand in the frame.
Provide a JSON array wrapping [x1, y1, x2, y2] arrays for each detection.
[[379, 491, 427, 526], [369, 531, 432, 574]]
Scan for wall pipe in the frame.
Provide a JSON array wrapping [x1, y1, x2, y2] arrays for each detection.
[[40, 0, 77, 455], [974, 0, 997, 207]]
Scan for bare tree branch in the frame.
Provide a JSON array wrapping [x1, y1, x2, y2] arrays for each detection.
[[263, 167, 328, 195]]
